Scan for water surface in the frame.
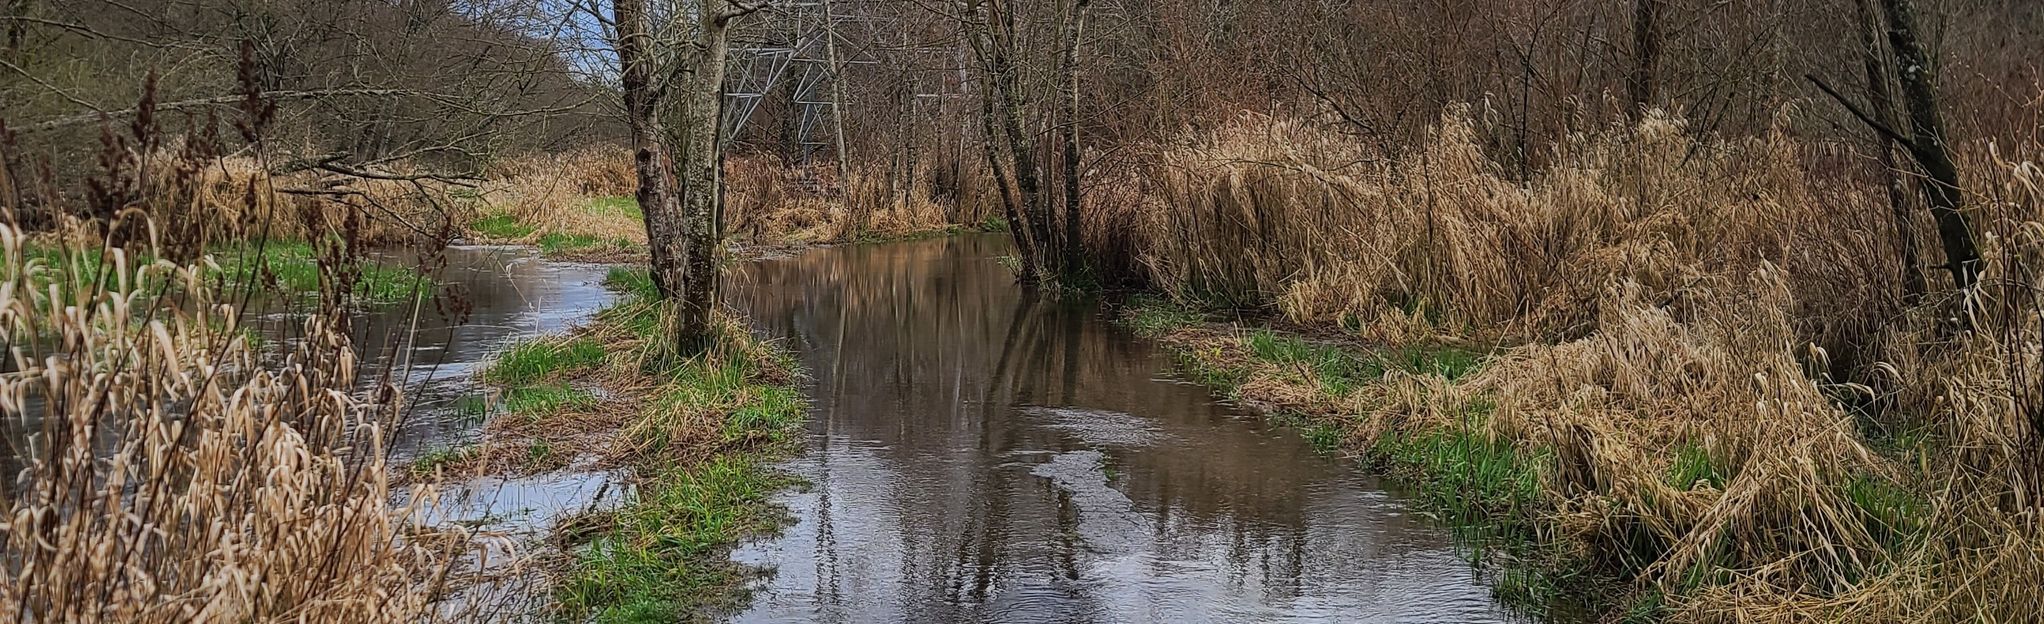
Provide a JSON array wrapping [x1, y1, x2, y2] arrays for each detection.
[[725, 235, 1519, 623]]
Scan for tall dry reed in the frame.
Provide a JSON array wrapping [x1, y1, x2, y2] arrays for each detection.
[[0, 215, 464, 622], [1129, 107, 2044, 620], [0, 82, 478, 620]]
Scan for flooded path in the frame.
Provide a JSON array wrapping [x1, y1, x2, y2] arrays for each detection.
[[353, 246, 624, 545], [724, 235, 1519, 623]]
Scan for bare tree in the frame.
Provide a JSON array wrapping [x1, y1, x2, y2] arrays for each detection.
[[1629, 0, 1660, 115], [614, 0, 761, 354], [1853, 0, 1925, 301], [1058, 0, 1090, 274], [1879, 0, 1978, 291]]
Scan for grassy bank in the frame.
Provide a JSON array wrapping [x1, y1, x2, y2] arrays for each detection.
[[442, 267, 806, 622], [1093, 109, 2044, 622], [1118, 296, 1610, 617]]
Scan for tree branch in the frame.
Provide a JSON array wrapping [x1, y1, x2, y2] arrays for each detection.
[[1807, 73, 1916, 150], [17, 89, 428, 132]]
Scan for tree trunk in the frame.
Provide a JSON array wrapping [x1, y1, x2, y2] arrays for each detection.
[[614, 0, 681, 299], [665, 9, 740, 356], [964, 0, 1038, 281], [1880, 0, 1980, 290], [1855, 0, 1925, 302], [1628, 0, 1660, 116], [971, 0, 1048, 280], [1058, 0, 1091, 276]]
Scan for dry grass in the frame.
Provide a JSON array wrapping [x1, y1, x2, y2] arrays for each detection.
[[0, 215, 467, 622], [471, 149, 979, 262], [1127, 108, 2044, 621], [726, 155, 966, 244], [1142, 108, 1891, 346]]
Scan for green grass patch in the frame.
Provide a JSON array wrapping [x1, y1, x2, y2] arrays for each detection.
[[604, 266, 659, 300], [724, 382, 805, 444], [553, 290, 809, 621], [1245, 329, 1383, 396], [1846, 473, 1925, 551], [1121, 294, 1204, 337], [588, 196, 644, 220], [213, 241, 431, 305], [557, 456, 791, 623], [409, 444, 479, 477], [471, 213, 536, 239], [1667, 443, 1726, 491], [630, 345, 804, 455], [1386, 344, 1485, 380], [484, 337, 607, 386], [538, 232, 628, 255], [503, 384, 597, 416], [1372, 425, 1545, 525]]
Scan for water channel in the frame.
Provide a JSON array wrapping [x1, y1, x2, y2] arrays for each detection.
[[722, 234, 1519, 623]]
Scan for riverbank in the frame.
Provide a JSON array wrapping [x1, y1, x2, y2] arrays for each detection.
[[1068, 110, 2044, 622], [1114, 296, 1611, 618], [414, 266, 807, 622]]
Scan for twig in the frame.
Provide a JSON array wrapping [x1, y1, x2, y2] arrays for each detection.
[[1806, 73, 1916, 151]]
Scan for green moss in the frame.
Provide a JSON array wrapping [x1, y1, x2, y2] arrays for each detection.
[[484, 337, 607, 386], [471, 213, 536, 239]]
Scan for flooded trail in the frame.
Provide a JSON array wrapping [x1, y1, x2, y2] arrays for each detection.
[[355, 246, 623, 537], [723, 235, 1519, 623]]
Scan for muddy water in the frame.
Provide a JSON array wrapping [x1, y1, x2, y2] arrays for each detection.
[[723, 234, 1520, 623]]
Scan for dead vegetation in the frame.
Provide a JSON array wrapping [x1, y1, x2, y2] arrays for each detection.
[[1121, 108, 2044, 621], [461, 148, 988, 264]]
